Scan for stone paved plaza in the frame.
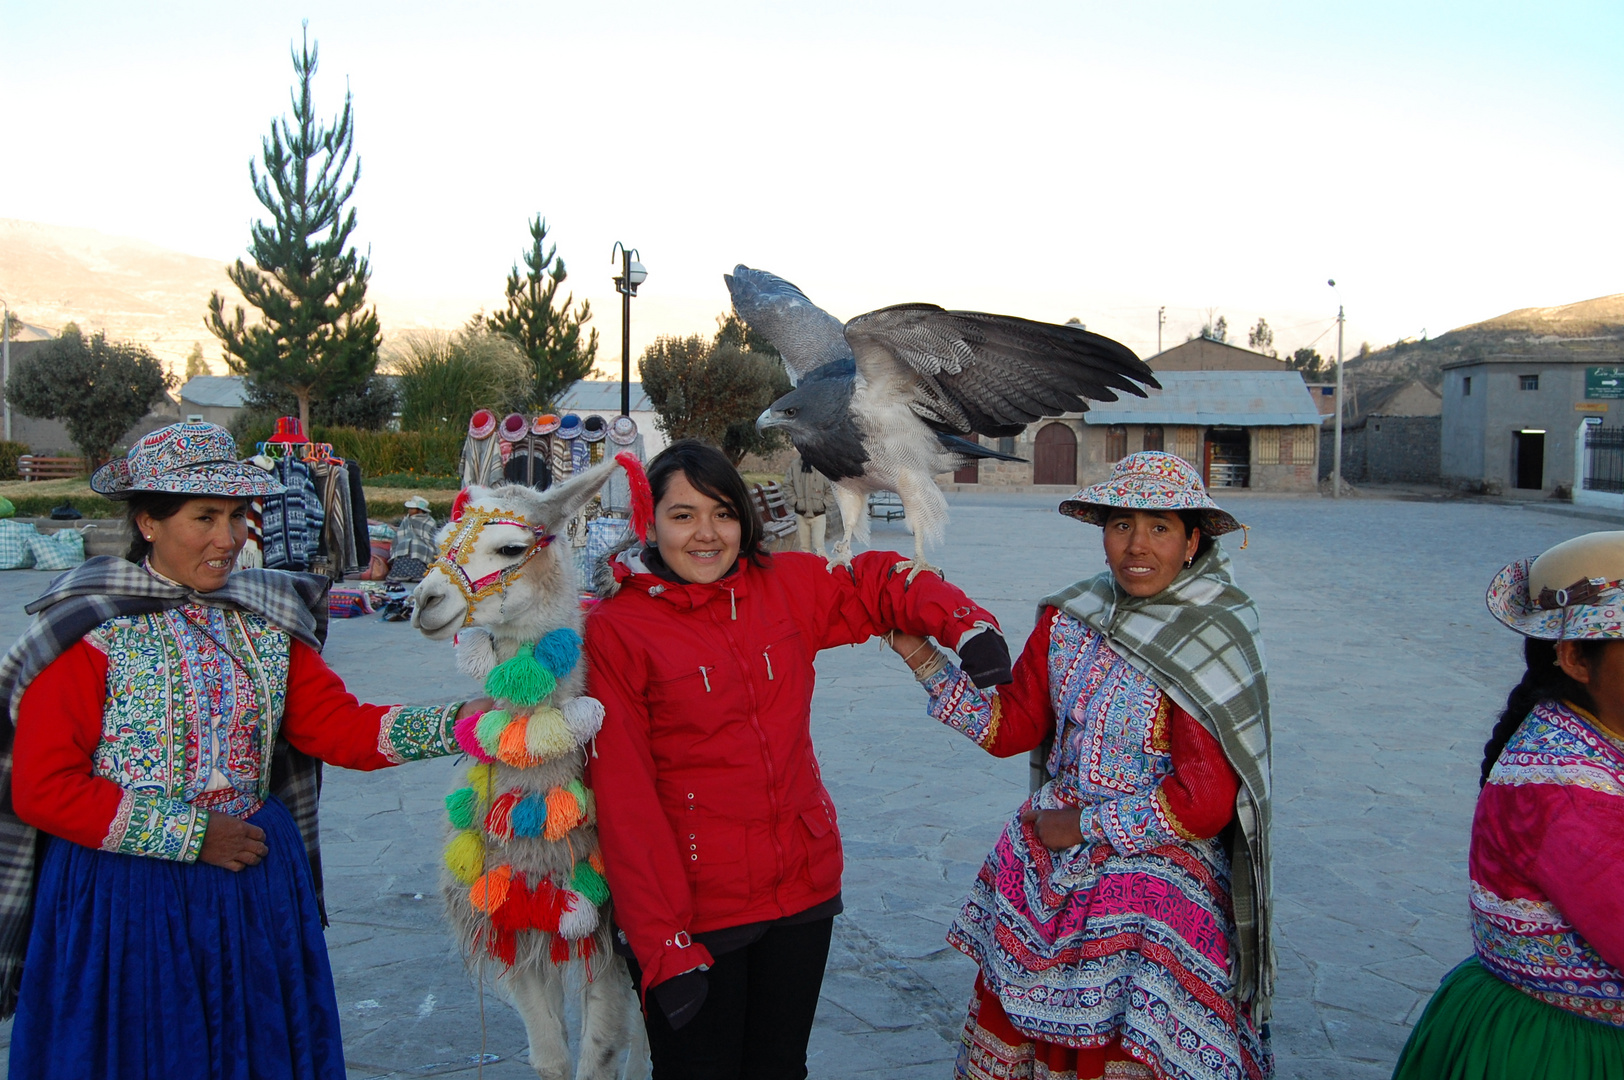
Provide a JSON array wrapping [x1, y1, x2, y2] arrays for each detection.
[[0, 490, 1615, 1078]]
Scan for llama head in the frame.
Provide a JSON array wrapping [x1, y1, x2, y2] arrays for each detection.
[[412, 458, 619, 643]]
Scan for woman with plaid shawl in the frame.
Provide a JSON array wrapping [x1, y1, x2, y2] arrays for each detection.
[[890, 452, 1273, 1080], [0, 423, 491, 1080]]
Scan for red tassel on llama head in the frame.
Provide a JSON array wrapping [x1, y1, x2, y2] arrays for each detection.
[[450, 488, 472, 523], [616, 452, 654, 542]]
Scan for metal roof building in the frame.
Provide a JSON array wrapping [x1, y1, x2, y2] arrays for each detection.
[[1081, 370, 1322, 428]]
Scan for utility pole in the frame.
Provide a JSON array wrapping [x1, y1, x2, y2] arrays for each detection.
[[1333, 300, 1346, 499], [2, 303, 10, 443], [1157, 306, 1165, 356]]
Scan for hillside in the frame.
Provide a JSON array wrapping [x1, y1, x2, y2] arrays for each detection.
[[1346, 292, 1624, 389]]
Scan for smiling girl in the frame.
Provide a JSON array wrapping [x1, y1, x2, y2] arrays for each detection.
[[584, 439, 1011, 1080]]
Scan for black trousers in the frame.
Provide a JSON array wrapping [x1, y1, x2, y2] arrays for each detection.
[[627, 916, 834, 1080]]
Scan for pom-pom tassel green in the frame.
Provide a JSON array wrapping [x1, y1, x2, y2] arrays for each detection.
[[445, 787, 478, 830], [485, 652, 557, 707]]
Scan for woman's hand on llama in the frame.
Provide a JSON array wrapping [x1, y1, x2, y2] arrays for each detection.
[[199, 813, 269, 872], [1020, 808, 1087, 852], [455, 697, 496, 721]]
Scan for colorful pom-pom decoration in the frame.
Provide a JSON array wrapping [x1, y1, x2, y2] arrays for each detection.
[[557, 888, 600, 940], [617, 451, 654, 543], [453, 711, 494, 763], [485, 652, 556, 707], [588, 850, 606, 876], [532, 878, 566, 934], [444, 830, 485, 886], [454, 629, 500, 681], [550, 934, 571, 964], [469, 864, 514, 912], [445, 787, 478, 830], [466, 762, 498, 802], [532, 629, 582, 680], [485, 790, 523, 841], [543, 786, 584, 841], [525, 707, 577, 763], [497, 718, 538, 768], [474, 709, 511, 757], [571, 860, 611, 907], [562, 696, 605, 743], [510, 793, 547, 837]]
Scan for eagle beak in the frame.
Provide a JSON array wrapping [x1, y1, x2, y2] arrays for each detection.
[[756, 408, 777, 433]]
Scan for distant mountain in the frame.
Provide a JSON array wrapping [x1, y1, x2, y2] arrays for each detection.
[[1346, 293, 1624, 389]]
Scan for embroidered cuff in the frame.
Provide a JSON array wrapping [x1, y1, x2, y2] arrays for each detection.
[[102, 790, 208, 862], [1094, 791, 1181, 857], [378, 703, 463, 764], [924, 665, 1001, 747]]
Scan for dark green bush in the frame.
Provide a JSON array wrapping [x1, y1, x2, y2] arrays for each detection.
[[0, 441, 28, 481], [233, 423, 463, 478]]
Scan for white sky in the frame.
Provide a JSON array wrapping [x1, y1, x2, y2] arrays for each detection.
[[4, 1, 1620, 374]]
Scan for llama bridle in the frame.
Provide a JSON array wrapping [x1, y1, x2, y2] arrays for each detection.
[[436, 505, 555, 625]]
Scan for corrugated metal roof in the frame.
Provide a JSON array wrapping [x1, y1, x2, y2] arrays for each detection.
[[178, 375, 248, 409], [1081, 370, 1321, 426], [556, 380, 652, 413]]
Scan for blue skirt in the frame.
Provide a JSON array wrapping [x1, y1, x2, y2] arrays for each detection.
[[9, 798, 345, 1080]]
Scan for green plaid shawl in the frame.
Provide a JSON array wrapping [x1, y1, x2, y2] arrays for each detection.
[[0, 556, 331, 1018], [1039, 542, 1274, 1018]]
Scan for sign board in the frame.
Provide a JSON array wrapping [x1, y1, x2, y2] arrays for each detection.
[[1576, 402, 1610, 413], [1586, 368, 1624, 399]]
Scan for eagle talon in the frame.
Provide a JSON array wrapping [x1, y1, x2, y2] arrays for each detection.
[[894, 558, 942, 583], [826, 545, 855, 574]]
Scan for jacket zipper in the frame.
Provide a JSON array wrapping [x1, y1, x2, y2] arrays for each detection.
[[714, 601, 786, 905]]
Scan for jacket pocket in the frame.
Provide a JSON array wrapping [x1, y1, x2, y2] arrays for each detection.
[[681, 817, 752, 918], [797, 801, 842, 892]]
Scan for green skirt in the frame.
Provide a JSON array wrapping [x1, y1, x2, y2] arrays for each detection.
[[1393, 956, 1624, 1080]]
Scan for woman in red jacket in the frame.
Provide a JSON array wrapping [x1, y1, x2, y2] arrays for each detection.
[[585, 440, 1010, 1080]]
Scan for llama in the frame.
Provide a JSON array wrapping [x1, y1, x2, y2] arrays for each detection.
[[412, 457, 647, 1080]]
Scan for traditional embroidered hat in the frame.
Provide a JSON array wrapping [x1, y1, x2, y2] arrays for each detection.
[[557, 414, 583, 441], [608, 414, 639, 446], [404, 496, 431, 512], [1059, 451, 1241, 537], [90, 422, 286, 501], [499, 413, 529, 443], [1486, 531, 1624, 639], [581, 415, 608, 443], [532, 413, 561, 436], [265, 416, 306, 444], [468, 409, 497, 439]]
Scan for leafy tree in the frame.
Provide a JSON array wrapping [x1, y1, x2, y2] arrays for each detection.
[[6, 327, 174, 465], [1247, 318, 1275, 356], [472, 215, 598, 407], [1, 311, 21, 340], [206, 25, 381, 434], [240, 372, 398, 430], [1287, 347, 1333, 381], [639, 328, 792, 464], [184, 343, 210, 380], [1199, 314, 1229, 343], [391, 329, 532, 431]]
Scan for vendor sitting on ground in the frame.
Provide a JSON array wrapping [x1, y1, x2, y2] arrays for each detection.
[[387, 495, 438, 582]]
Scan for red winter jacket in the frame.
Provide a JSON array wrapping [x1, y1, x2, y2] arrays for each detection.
[[584, 549, 999, 993]]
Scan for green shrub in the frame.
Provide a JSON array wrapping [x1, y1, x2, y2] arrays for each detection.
[[234, 423, 464, 478], [0, 441, 28, 481]]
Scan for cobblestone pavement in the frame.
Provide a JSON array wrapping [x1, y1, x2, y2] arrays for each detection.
[[0, 492, 1613, 1078]]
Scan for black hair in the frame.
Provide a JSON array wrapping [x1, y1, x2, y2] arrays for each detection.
[[645, 439, 768, 566], [1482, 637, 1603, 787], [122, 492, 194, 563], [1176, 510, 1217, 562]]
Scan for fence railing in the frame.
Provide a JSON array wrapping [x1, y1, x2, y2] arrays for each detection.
[[1583, 425, 1624, 493]]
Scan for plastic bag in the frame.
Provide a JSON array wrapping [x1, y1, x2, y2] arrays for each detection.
[[0, 521, 37, 570], [30, 527, 86, 571]]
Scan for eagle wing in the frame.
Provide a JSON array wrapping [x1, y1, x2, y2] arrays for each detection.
[[843, 304, 1159, 437], [723, 265, 853, 383]]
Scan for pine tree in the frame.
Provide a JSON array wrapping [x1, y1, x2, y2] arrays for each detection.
[[184, 343, 210, 380], [475, 215, 599, 407], [206, 24, 381, 433]]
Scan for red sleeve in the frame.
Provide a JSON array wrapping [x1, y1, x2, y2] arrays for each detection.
[[279, 640, 459, 770], [11, 640, 125, 850], [976, 607, 1061, 758], [582, 617, 716, 993], [1159, 704, 1241, 840], [800, 550, 1000, 652], [1527, 786, 1624, 968]]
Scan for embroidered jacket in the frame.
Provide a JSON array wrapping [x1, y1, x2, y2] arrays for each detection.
[[11, 606, 459, 863], [1472, 699, 1624, 1027]]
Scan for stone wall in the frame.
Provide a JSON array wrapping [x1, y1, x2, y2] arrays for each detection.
[[1321, 415, 1441, 484]]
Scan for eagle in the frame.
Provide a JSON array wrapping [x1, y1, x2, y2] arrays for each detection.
[[729, 264, 1159, 579]]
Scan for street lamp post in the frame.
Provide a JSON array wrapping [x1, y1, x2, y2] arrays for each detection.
[[1328, 279, 1345, 499], [611, 243, 648, 417], [1, 299, 11, 443]]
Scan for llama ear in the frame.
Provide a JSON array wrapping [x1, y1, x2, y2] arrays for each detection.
[[534, 458, 619, 531]]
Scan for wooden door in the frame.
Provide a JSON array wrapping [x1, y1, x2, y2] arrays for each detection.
[[1033, 423, 1077, 485]]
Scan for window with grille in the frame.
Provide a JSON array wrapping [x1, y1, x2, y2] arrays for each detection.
[[1255, 428, 1281, 466], [1106, 425, 1127, 461], [997, 436, 1016, 455], [1173, 426, 1199, 463], [1521, 374, 1539, 391], [1279, 428, 1296, 466], [1143, 426, 1164, 452]]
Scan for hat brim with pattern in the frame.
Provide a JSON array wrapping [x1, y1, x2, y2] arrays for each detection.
[[91, 457, 284, 501], [1059, 451, 1241, 537], [1486, 556, 1624, 639], [608, 416, 639, 445]]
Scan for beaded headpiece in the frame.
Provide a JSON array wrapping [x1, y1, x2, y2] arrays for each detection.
[[436, 504, 555, 625]]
